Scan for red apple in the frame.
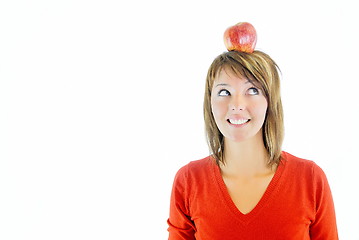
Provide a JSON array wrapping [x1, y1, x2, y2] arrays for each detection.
[[223, 22, 257, 53]]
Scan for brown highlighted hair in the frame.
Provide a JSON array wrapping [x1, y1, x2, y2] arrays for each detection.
[[203, 50, 284, 166]]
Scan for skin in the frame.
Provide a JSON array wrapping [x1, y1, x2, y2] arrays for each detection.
[[211, 67, 277, 214]]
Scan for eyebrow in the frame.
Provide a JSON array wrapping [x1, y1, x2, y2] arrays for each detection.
[[215, 80, 251, 88]]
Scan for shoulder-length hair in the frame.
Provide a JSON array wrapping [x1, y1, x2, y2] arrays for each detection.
[[203, 50, 284, 166]]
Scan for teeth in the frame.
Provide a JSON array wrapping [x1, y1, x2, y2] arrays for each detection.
[[229, 119, 249, 125]]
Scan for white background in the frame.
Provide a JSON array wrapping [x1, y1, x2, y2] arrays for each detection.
[[1, 0, 358, 239]]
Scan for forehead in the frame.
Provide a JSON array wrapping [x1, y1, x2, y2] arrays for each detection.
[[214, 67, 252, 85]]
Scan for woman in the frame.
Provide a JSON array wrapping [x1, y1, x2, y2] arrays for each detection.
[[167, 50, 338, 239]]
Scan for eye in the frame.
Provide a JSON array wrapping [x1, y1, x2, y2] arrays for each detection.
[[248, 87, 259, 95], [218, 89, 230, 96]]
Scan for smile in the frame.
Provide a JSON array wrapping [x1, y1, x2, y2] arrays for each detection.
[[227, 119, 250, 125]]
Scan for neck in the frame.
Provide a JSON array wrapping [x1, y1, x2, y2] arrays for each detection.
[[221, 134, 272, 178]]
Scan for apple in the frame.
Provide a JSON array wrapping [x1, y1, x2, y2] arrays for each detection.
[[223, 22, 257, 53]]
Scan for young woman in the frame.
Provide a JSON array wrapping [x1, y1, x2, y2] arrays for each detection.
[[167, 50, 338, 239]]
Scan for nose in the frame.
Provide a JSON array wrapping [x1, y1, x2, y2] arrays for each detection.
[[229, 94, 246, 111]]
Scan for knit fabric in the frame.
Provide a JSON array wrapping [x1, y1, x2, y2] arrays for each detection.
[[167, 151, 338, 240]]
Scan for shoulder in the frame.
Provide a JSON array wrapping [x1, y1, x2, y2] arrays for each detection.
[[174, 156, 214, 181], [281, 151, 329, 185], [282, 151, 324, 175], [172, 156, 216, 191]]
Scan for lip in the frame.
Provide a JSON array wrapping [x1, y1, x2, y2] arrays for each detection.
[[227, 114, 249, 120], [227, 119, 250, 128]]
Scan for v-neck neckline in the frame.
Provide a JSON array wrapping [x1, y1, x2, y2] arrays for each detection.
[[211, 153, 287, 223]]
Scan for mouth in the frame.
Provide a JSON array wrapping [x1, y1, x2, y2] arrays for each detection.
[[227, 118, 251, 125]]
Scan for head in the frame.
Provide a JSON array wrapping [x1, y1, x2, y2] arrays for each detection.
[[203, 50, 284, 166]]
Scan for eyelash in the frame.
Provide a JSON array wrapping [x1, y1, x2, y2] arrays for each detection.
[[218, 89, 230, 96], [218, 88, 259, 96], [248, 87, 259, 95]]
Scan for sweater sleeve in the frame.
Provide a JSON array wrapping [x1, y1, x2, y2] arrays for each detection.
[[167, 165, 196, 240], [309, 163, 338, 239]]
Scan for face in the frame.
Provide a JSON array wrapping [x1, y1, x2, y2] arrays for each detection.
[[210, 68, 268, 143]]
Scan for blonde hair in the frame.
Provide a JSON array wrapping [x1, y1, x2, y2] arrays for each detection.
[[203, 50, 284, 166]]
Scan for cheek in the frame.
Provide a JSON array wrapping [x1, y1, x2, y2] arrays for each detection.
[[211, 98, 226, 119], [252, 99, 268, 119]]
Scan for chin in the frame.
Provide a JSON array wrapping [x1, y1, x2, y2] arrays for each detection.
[[225, 134, 251, 143], [224, 131, 263, 144]]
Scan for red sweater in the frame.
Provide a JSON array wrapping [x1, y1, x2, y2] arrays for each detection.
[[167, 151, 338, 239]]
